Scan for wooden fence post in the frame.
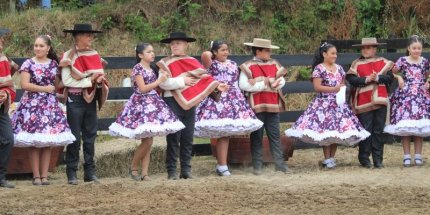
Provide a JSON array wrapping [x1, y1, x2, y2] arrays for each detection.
[[9, 0, 16, 13]]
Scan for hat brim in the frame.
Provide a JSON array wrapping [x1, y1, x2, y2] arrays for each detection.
[[352, 43, 387, 47], [243, 42, 280, 49], [160, 37, 196, 44], [63, 29, 103, 34], [0, 28, 11, 37]]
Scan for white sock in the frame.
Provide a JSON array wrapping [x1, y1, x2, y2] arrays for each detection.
[[415, 154, 423, 164], [324, 159, 335, 168], [329, 157, 336, 165], [404, 154, 411, 165], [216, 165, 231, 176]]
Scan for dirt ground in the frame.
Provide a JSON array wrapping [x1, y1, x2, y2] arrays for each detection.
[[1, 140, 430, 215]]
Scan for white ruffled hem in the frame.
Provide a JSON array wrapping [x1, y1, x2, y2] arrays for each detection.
[[109, 121, 185, 139], [384, 118, 430, 137], [285, 128, 370, 146], [14, 132, 76, 148], [194, 118, 264, 138]]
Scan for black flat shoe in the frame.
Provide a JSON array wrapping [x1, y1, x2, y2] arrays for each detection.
[[360, 162, 372, 169], [0, 180, 15, 189], [67, 170, 78, 185], [168, 173, 178, 180], [84, 175, 100, 183], [403, 158, 412, 167], [253, 168, 262, 176], [179, 172, 194, 179], [374, 163, 384, 169], [275, 165, 291, 174], [41, 177, 50, 186], [32, 177, 42, 186], [129, 168, 141, 181]]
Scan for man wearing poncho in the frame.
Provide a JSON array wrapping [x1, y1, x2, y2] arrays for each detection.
[[346, 38, 394, 169], [0, 28, 17, 188], [60, 24, 109, 185]]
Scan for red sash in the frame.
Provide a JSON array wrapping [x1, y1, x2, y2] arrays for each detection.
[[59, 49, 109, 109], [157, 56, 219, 110], [240, 59, 286, 113], [348, 57, 393, 114], [0, 55, 17, 113]]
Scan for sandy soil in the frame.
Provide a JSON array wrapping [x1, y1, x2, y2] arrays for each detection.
[[1, 143, 430, 215]]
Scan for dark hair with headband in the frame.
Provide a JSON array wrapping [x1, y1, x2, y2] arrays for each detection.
[[37, 35, 59, 63], [209, 40, 228, 59], [134, 42, 159, 76], [406, 35, 424, 56], [312, 42, 336, 70]]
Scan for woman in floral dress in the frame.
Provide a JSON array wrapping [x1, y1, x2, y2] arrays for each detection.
[[286, 43, 370, 169], [384, 35, 430, 167], [196, 40, 263, 176], [12, 35, 75, 185], [109, 43, 184, 181]]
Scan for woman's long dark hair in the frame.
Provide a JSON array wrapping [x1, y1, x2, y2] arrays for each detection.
[[209, 40, 228, 59], [135, 42, 159, 76], [38, 35, 59, 63], [406, 35, 424, 56], [312, 42, 336, 70]]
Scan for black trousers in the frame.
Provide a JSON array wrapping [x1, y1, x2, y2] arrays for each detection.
[[357, 107, 387, 164], [0, 106, 14, 181], [65, 95, 98, 178], [163, 97, 195, 174], [250, 112, 285, 169]]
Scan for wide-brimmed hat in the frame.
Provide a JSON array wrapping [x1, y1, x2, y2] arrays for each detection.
[[352, 38, 386, 47], [243, 38, 280, 49], [63, 24, 102, 34], [0, 28, 10, 37], [160, 32, 196, 44]]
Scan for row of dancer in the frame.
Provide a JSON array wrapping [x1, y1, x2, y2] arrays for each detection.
[[0, 23, 428, 188]]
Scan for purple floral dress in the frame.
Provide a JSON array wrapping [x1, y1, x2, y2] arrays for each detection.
[[285, 64, 370, 146], [12, 59, 75, 147], [109, 63, 184, 139], [384, 56, 430, 136], [195, 59, 263, 138]]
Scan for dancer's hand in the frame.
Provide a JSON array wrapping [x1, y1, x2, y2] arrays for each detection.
[[333, 84, 341, 92], [0, 90, 6, 103], [217, 83, 229, 92], [398, 76, 405, 89], [271, 79, 282, 88], [158, 73, 168, 83], [45, 85, 56, 93], [365, 73, 377, 83], [248, 79, 256, 86], [185, 77, 197, 86]]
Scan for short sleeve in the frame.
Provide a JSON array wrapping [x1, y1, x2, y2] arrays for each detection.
[[311, 65, 323, 79], [132, 64, 144, 78], [207, 61, 218, 76], [394, 57, 405, 72], [51, 60, 61, 76], [18, 59, 32, 74]]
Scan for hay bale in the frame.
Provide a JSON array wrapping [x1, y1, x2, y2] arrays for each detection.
[[95, 145, 167, 178]]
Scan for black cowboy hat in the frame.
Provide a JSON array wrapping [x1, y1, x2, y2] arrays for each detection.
[[63, 24, 102, 34], [0, 28, 10, 37], [160, 32, 196, 44]]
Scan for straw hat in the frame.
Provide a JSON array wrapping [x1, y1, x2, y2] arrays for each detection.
[[352, 38, 386, 47], [243, 38, 280, 49]]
